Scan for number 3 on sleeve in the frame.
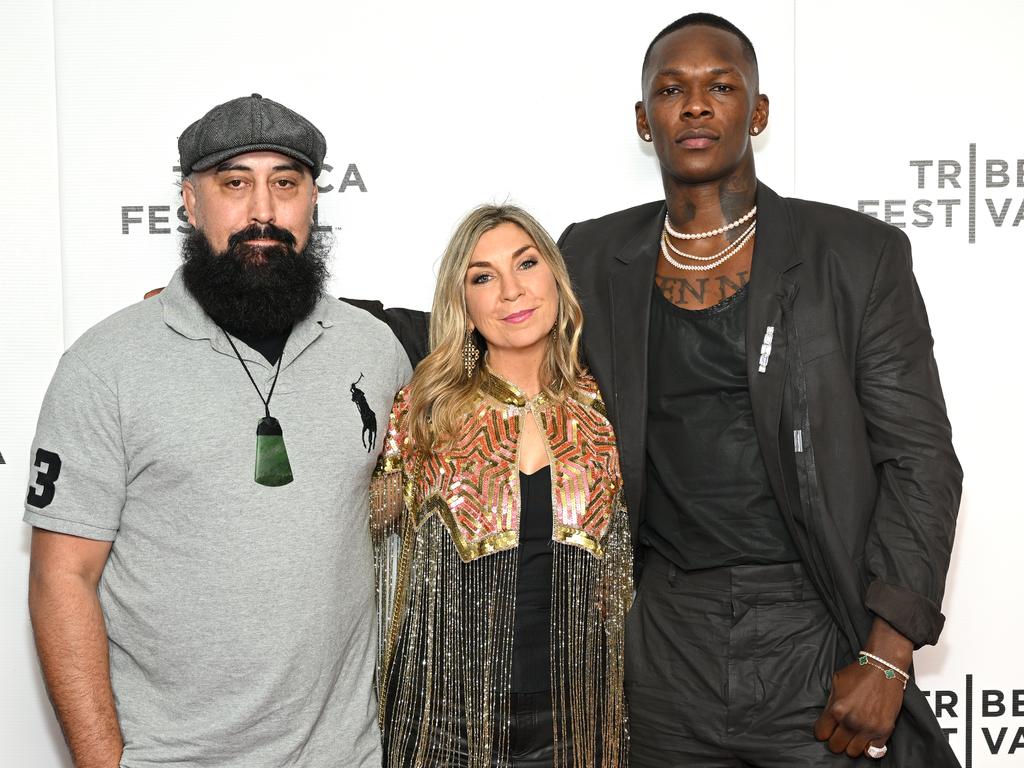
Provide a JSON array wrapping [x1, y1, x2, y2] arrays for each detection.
[[26, 449, 62, 509]]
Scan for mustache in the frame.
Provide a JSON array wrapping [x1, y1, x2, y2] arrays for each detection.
[[227, 223, 297, 250]]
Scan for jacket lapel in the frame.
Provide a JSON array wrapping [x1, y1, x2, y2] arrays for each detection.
[[604, 188, 801, 528], [746, 183, 802, 501], [609, 205, 663, 523]]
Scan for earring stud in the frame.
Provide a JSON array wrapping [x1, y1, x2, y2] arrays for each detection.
[[643, 133, 652, 141]]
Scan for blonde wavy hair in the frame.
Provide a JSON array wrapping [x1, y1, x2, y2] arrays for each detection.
[[406, 204, 585, 451]]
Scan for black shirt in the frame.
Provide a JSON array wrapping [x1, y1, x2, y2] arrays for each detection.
[[511, 466, 553, 693], [642, 285, 799, 570], [231, 328, 291, 366]]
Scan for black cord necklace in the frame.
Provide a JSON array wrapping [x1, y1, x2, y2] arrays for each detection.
[[223, 330, 294, 487]]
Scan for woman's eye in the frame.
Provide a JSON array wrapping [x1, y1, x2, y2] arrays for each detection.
[[518, 258, 538, 270], [470, 273, 492, 285]]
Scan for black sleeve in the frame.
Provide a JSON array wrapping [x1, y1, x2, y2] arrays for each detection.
[[557, 222, 576, 249], [855, 229, 962, 647], [554, 222, 591, 371], [339, 298, 431, 369]]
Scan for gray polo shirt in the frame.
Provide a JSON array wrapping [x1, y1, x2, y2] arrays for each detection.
[[24, 268, 410, 768]]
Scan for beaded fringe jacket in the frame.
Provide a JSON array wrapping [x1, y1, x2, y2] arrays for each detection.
[[370, 371, 633, 768]]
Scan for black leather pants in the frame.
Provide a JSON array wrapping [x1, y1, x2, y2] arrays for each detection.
[[626, 552, 873, 767], [385, 690, 558, 767]]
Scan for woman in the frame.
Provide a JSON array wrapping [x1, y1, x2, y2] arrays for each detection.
[[371, 204, 631, 767]]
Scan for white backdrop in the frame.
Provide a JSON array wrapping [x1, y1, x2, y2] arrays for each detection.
[[1, 1, 1019, 765]]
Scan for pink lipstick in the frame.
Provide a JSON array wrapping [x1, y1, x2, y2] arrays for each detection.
[[502, 309, 536, 324]]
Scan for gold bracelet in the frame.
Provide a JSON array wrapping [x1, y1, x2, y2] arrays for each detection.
[[858, 650, 909, 680], [858, 655, 908, 689]]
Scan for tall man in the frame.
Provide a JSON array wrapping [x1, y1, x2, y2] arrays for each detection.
[[25, 94, 410, 768], [558, 14, 961, 767]]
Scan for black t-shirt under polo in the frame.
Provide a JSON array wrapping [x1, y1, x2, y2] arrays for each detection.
[[642, 285, 799, 571], [232, 328, 291, 366]]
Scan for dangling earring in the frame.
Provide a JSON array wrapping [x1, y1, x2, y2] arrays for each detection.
[[463, 330, 479, 376]]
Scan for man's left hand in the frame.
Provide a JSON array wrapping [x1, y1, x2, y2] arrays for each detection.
[[813, 618, 913, 758]]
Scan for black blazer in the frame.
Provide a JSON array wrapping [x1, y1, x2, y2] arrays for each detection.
[[559, 182, 962, 767]]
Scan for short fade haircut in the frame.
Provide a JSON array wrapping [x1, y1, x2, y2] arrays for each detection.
[[642, 12, 759, 80]]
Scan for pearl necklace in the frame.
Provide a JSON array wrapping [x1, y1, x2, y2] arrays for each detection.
[[663, 219, 757, 261], [664, 205, 757, 240], [660, 222, 756, 271]]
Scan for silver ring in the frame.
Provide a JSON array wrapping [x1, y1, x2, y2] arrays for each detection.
[[866, 744, 888, 759]]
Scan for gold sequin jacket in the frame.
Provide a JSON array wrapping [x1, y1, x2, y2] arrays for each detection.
[[371, 371, 632, 767]]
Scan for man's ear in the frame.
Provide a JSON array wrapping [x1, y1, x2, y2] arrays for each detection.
[[751, 93, 770, 135], [182, 177, 199, 227], [635, 101, 652, 141]]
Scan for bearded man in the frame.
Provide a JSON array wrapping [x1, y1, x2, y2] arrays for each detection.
[[24, 94, 410, 768]]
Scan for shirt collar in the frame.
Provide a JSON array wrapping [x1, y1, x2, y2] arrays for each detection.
[[159, 266, 334, 364]]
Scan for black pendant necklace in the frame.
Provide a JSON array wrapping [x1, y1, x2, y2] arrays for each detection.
[[222, 331, 294, 487]]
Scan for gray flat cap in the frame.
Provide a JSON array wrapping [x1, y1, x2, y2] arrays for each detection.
[[178, 93, 327, 178]]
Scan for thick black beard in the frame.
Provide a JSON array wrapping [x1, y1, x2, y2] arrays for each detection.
[[180, 223, 331, 337]]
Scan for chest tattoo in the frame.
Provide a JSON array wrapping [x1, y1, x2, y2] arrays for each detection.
[[656, 270, 750, 309]]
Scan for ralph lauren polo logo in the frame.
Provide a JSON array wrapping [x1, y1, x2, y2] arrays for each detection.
[[350, 374, 378, 452]]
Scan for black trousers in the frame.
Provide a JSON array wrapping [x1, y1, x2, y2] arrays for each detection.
[[626, 552, 874, 767], [385, 690, 556, 768], [503, 692, 557, 767]]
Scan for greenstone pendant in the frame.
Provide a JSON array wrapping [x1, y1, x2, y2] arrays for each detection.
[[255, 417, 293, 487]]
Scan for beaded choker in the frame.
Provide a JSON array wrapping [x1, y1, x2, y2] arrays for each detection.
[[664, 205, 757, 240], [660, 219, 757, 272]]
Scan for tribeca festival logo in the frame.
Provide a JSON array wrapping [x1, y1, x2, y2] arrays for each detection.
[[923, 676, 1024, 766], [857, 145, 1024, 243], [120, 161, 367, 236]]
